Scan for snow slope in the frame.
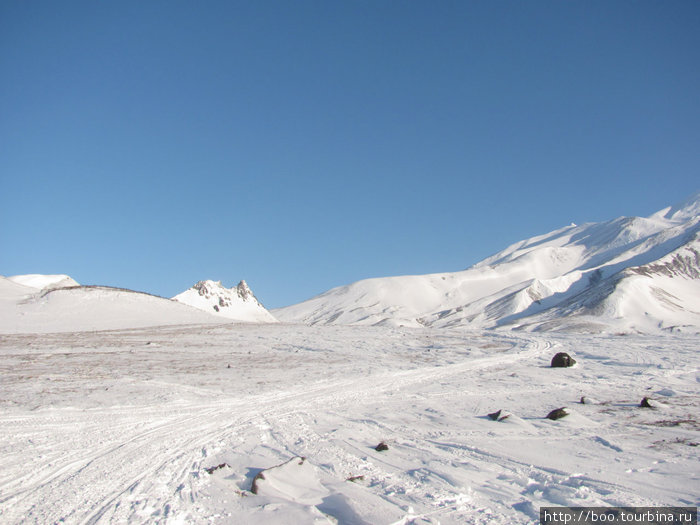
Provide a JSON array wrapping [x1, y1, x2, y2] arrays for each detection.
[[0, 324, 697, 524], [274, 193, 700, 334], [0, 276, 228, 334], [173, 280, 278, 323]]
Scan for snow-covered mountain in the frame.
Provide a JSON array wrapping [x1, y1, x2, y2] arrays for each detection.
[[7, 274, 79, 290], [274, 193, 700, 334], [0, 275, 226, 334], [173, 280, 278, 323]]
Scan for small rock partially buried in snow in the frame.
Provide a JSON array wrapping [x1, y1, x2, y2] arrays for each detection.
[[640, 397, 654, 408], [580, 396, 599, 405], [546, 407, 569, 420], [204, 463, 230, 475], [375, 442, 389, 452], [487, 409, 511, 422]]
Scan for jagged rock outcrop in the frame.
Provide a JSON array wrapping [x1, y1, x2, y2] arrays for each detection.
[[173, 279, 278, 323]]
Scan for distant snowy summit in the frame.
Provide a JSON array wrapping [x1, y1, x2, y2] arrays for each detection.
[[7, 273, 79, 290], [274, 192, 700, 334], [173, 280, 278, 323]]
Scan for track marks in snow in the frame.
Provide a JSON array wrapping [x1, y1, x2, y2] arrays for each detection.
[[1, 325, 698, 524]]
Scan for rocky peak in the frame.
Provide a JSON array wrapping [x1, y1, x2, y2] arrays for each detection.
[[236, 280, 252, 301], [192, 280, 223, 298], [173, 278, 277, 322]]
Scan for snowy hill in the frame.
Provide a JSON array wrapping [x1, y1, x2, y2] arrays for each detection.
[[0, 275, 226, 334], [173, 280, 278, 323], [274, 193, 700, 334], [7, 273, 79, 290]]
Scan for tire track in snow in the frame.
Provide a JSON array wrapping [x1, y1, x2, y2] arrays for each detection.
[[1, 336, 551, 524]]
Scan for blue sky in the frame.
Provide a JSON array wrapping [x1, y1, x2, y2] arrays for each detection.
[[1, 1, 698, 308]]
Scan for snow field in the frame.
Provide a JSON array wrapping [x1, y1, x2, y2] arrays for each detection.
[[0, 324, 697, 524]]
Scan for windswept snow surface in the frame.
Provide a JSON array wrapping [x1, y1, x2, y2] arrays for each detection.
[[274, 193, 700, 333], [0, 324, 697, 524], [173, 280, 278, 323]]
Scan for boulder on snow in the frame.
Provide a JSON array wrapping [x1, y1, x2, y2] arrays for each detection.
[[546, 407, 569, 420], [640, 396, 655, 408], [551, 352, 576, 368], [374, 442, 389, 452]]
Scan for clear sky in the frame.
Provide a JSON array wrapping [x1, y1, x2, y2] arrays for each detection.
[[1, 1, 698, 308]]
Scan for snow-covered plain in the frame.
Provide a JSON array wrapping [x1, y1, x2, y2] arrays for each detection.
[[1, 323, 697, 524]]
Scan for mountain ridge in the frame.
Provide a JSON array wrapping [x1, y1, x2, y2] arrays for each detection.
[[274, 193, 700, 334]]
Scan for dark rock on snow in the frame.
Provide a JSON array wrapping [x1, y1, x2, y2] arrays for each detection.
[[487, 409, 510, 422], [546, 408, 569, 420], [205, 463, 230, 474], [251, 472, 265, 494], [551, 352, 576, 368], [640, 396, 654, 408], [488, 409, 503, 421], [375, 442, 389, 452]]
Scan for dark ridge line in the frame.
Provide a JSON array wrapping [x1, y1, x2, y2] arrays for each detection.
[[40, 285, 170, 300]]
